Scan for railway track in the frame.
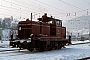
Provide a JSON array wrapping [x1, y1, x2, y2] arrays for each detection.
[[0, 49, 32, 57], [0, 41, 90, 52], [0, 49, 20, 52], [71, 42, 90, 60], [70, 41, 90, 45], [0, 42, 90, 60], [78, 56, 90, 60]]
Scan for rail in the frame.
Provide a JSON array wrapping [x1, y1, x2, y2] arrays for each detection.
[[78, 56, 90, 60], [71, 41, 90, 45], [0, 49, 20, 52]]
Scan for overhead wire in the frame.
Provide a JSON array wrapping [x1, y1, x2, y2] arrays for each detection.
[[0, 0, 78, 19], [83, 0, 90, 5], [12, 0, 68, 17], [7, 0, 55, 15], [0, 5, 31, 19], [2, 0, 38, 13], [0, 0, 44, 19], [82, 0, 90, 15], [0, 0, 89, 20], [59, 0, 87, 13], [33, 0, 89, 17], [1, 0, 70, 20], [11, 0, 52, 17], [58, 0, 89, 17], [29, 0, 71, 19], [1, 0, 57, 19], [32, 0, 68, 14], [58, 0, 90, 34]]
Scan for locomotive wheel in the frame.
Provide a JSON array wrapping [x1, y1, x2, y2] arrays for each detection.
[[40, 49, 43, 52], [39, 41, 46, 52], [26, 42, 34, 52], [27, 48, 33, 52], [47, 45, 51, 51], [58, 43, 62, 49], [40, 44, 45, 52], [40, 47, 44, 52], [59, 46, 62, 49]]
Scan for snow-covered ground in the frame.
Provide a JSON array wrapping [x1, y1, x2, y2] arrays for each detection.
[[0, 40, 90, 60], [72, 40, 90, 44], [2, 29, 11, 41], [0, 41, 9, 48]]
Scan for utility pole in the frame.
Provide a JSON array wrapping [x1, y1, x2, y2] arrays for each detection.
[[89, 17, 90, 46], [86, 9, 90, 45]]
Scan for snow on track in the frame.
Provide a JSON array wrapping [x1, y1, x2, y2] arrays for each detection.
[[0, 40, 90, 60], [0, 43, 90, 60]]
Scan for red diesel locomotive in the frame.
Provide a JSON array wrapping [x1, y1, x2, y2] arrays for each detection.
[[10, 13, 71, 51]]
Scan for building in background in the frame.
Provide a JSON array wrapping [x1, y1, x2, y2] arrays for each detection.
[[81, 34, 89, 40]]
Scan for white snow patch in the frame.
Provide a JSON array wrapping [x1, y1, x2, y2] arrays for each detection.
[[0, 40, 90, 60]]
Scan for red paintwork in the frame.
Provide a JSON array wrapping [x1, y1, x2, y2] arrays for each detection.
[[10, 14, 70, 51]]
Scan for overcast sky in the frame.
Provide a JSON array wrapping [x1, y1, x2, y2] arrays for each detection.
[[0, 0, 90, 20]]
